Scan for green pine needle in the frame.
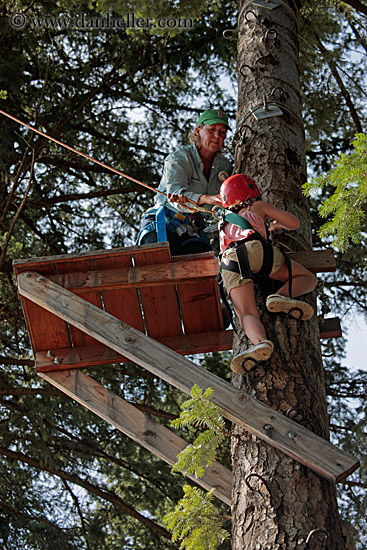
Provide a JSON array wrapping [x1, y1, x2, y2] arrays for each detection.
[[303, 133, 367, 252], [171, 385, 230, 478], [164, 485, 230, 550]]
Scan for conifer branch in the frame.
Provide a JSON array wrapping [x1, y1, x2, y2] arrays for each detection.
[[164, 485, 230, 550], [170, 385, 231, 478], [303, 133, 367, 252]]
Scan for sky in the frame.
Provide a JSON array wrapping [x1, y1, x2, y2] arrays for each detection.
[[343, 315, 367, 372]]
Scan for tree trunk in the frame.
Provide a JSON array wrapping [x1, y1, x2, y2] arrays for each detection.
[[231, 1, 346, 548]]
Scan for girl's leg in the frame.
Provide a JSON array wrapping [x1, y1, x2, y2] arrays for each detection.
[[270, 259, 317, 297], [267, 259, 317, 320], [230, 281, 267, 345], [229, 282, 274, 374]]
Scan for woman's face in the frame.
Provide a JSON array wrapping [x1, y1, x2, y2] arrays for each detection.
[[196, 123, 227, 156]]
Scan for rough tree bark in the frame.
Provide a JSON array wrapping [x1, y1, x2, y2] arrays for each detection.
[[231, 1, 347, 548]]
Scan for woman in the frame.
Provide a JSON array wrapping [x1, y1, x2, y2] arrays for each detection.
[[137, 109, 232, 255]]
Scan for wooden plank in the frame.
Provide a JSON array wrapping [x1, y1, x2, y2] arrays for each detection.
[[134, 248, 182, 339], [13, 244, 335, 277], [20, 298, 71, 352], [39, 369, 232, 506], [94, 250, 145, 332], [288, 249, 335, 273], [18, 271, 360, 482], [13, 242, 171, 273], [178, 280, 224, 333], [319, 317, 342, 339], [43, 258, 220, 293], [69, 290, 103, 347], [35, 330, 235, 372]]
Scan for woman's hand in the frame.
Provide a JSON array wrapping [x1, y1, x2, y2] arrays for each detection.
[[167, 193, 197, 207], [197, 193, 222, 206]]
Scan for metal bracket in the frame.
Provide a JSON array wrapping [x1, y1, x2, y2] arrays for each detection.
[[252, 0, 281, 9], [250, 102, 283, 120]]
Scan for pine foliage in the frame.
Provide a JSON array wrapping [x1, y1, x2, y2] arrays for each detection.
[[163, 485, 230, 550], [170, 385, 230, 478], [303, 133, 367, 252]]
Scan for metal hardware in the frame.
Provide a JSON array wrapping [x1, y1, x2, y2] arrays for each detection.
[[23, 272, 32, 278], [238, 123, 254, 142], [222, 29, 238, 41], [239, 64, 253, 79], [287, 306, 304, 320], [46, 350, 53, 358], [125, 337, 136, 344], [287, 431, 297, 439], [286, 407, 305, 423], [244, 10, 257, 21], [53, 357, 61, 365], [252, 0, 281, 9], [321, 343, 334, 358], [263, 424, 273, 431], [36, 276, 45, 282], [306, 528, 329, 548], [271, 86, 288, 102], [274, 153, 287, 165], [245, 473, 268, 491], [252, 0, 299, 29], [250, 102, 283, 121], [264, 28, 278, 43]]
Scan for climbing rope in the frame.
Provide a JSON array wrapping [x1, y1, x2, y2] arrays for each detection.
[[0, 108, 218, 218]]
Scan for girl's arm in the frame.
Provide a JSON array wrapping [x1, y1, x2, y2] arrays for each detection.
[[253, 201, 300, 231]]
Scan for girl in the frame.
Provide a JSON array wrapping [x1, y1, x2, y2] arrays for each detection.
[[219, 174, 317, 374]]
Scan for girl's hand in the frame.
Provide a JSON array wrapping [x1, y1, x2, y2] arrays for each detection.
[[269, 220, 283, 232]]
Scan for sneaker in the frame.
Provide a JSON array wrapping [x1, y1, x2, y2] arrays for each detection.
[[230, 340, 274, 374], [266, 294, 314, 321]]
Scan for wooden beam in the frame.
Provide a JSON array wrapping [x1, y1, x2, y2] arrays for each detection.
[[39, 369, 232, 506], [319, 317, 342, 339], [288, 249, 336, 273], [45, 258, 220, 293], [17, 271, 359, 482], [13, 242, 172, 273], [35, 331, 234, 372]]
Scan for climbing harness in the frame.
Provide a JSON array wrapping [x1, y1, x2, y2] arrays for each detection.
[[137, 206, 211, 252], [219, 210, 274, 281]]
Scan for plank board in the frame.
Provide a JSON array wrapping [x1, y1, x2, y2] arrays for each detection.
[[40, 368, 232, 506], [44, 258, 220, 292], [35, 330, 235, 372], [288, 249, 336, 273], [319, 317, 342, 339], [94, 251, 144, 332], [13, 242, 171, 273], [134, 247, 182, 339], [18, 271, 360, 482], [178, 280, 224, 333]]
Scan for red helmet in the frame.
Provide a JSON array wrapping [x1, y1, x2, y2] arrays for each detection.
[[220, 174, 261, 208]]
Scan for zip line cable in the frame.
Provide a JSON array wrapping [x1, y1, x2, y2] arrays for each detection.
[[0, 108, 216, 216]]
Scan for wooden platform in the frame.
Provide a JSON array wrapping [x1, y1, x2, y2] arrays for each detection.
[[13, 243, 340, 372], [14, 243, 233, 372], [13, 243, 358, 485]]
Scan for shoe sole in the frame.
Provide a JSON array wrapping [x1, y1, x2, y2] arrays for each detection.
[[230, 345, 273, 374], [266, 297, 314, 320]]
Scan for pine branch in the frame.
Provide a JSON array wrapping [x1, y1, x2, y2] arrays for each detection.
[[164, 485, 230, 550], [339, 0, 367, 17], [170, 385, 230, 478], [0, 446, 172, 540]]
